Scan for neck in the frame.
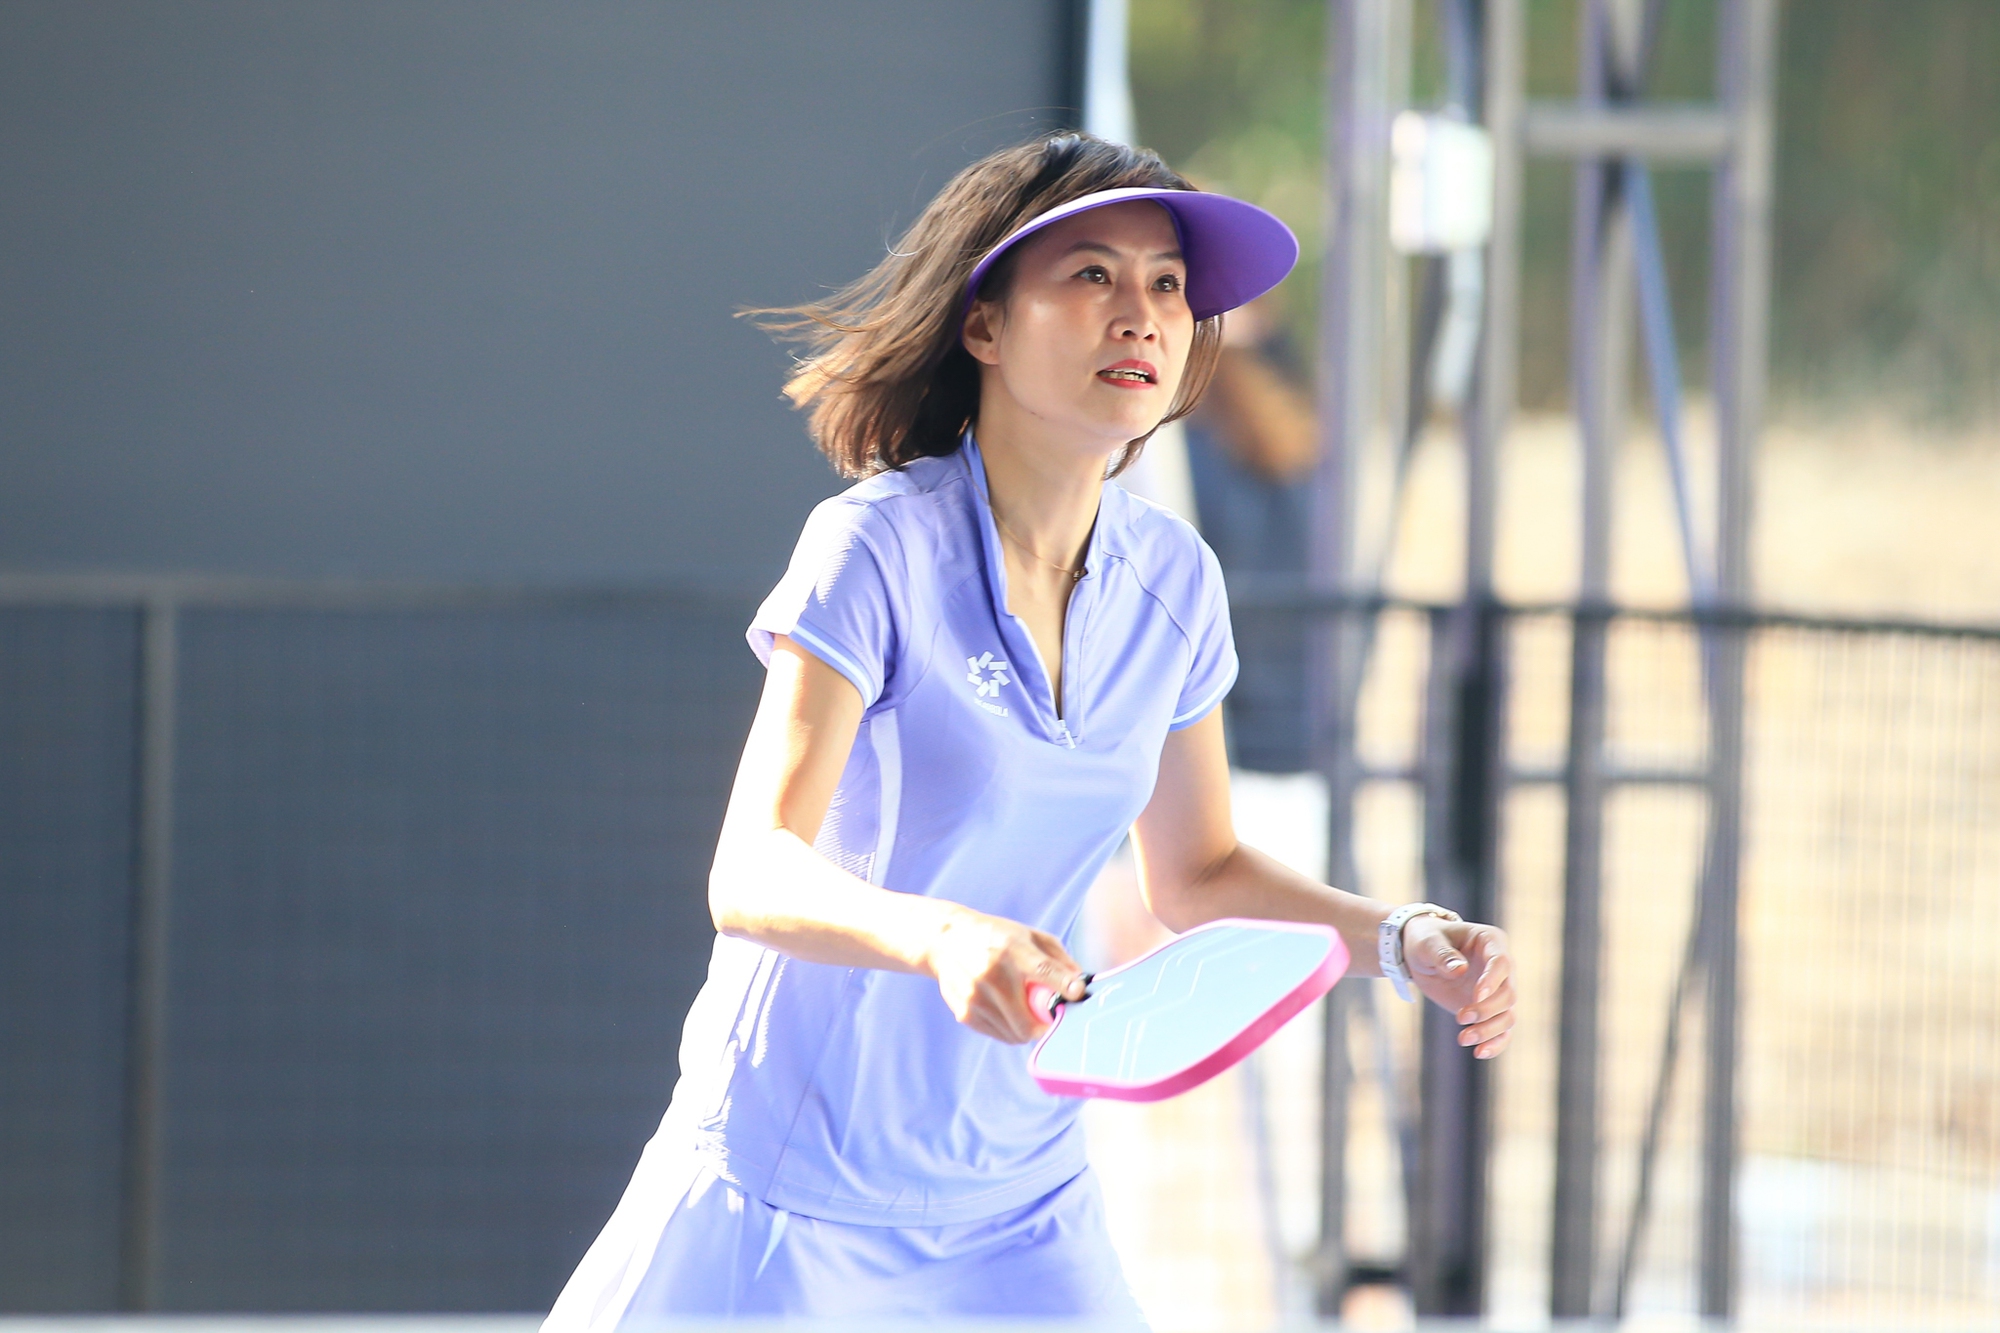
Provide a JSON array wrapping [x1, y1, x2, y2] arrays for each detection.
[[971, 404, 1117, 573]]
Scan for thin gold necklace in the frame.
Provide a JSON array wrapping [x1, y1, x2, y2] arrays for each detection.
[[992, 509, 1085, 583]]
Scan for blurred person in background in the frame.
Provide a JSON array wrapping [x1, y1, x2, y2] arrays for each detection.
[[540, 133, 1514, 1327], [1181, 296, 1318, 775], [1087, 298, 1320, 969]]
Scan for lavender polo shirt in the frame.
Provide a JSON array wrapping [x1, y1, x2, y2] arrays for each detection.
[[663, 434, 1237, 1226]]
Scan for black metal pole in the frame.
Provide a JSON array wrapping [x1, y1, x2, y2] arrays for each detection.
[[1410, 602, 1506, 1315]]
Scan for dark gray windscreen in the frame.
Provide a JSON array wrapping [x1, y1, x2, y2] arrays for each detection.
[[0, 611, 140, 1309], [0, 0, 1078, 585], [159, 598, 759, 1310], [0, 0, 1078, 1312]]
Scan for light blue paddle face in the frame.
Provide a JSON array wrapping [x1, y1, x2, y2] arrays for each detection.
[[1034, 924, 1334, 1087]]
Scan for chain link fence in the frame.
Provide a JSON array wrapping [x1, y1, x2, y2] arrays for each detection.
[[1201, 599, 2000, 1327], [2, 578, 1996, 1325]]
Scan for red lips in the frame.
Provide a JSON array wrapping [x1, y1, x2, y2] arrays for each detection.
[[1096, 358, 1158, 387]]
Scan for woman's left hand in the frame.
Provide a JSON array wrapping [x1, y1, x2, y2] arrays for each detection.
[[1400, 917, 1516, 1060]]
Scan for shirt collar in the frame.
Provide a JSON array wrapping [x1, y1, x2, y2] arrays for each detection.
[[958, 430, 1122, 578]]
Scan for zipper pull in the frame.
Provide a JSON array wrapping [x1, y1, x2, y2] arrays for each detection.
[[1057, 722, 1077, 749]]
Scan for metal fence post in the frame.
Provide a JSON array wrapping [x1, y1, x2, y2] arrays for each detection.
[[1551, 0, 1643, 1314], [1316, 973, 1358, 1309], [1396, 2, 1520, 1315], [1552, 604, 1610, 1318], [121, 594, 177, 1311], [1700, 0, 1777, 1317], [1411, 600, 1506, 1314], [1312, 0, 1392, 1312], [1467, 0, 1523, 603]]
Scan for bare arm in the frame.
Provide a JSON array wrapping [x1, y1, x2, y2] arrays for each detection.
[[1130, 708, 1517, 1058], [708, 637, 1087, 1043]]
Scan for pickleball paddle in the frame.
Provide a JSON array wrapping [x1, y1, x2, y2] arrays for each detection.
[[1029, 918, 1348, 1102]]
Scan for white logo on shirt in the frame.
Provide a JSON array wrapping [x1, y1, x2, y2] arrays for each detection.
[[966, 651, 1012, 699]]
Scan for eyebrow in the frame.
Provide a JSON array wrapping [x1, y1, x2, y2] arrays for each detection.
[[1062, 240, 1185, 262]]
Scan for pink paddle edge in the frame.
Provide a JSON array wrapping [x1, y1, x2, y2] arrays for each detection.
[[1031, 917, 1351, 1102]]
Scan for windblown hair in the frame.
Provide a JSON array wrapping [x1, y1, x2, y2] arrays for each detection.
[[751, 133, 1225, 478]]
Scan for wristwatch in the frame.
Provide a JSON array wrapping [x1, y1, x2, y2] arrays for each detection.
[[1378, 902, 1462, 1002]]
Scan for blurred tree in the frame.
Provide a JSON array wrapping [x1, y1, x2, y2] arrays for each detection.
[[1128, 0, 1331, 359], [1128, 0, 2000, 423], [1775, 1, 2000, 422]]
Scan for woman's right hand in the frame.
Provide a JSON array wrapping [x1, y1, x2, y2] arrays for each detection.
[[925, 909, 1089, 1045]]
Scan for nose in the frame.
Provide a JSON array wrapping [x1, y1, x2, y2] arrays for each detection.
[[1111, 281, 1164, 343]]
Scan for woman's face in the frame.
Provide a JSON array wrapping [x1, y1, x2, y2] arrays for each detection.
[[962, 201, 1195, 457]]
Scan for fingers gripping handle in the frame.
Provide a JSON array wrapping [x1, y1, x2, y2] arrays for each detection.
[[1027, 974, 1095, 1019]]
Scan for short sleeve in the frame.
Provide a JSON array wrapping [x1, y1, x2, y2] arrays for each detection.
[[1169, 540, 1238, 729], [748, 498, 901, 710]]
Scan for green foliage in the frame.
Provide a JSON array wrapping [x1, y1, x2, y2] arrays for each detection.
[[1129, 0, 1329, 356], [1128, 0, 2000, 422], [1774, 1, 2000, 421]]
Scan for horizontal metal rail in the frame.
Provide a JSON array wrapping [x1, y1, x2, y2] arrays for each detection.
[[1510, 763, 1707, 787], [1223, 581, 2000, 643], [1360, 762, 1704, 788], [4, 571, 1996, 643], [0, 572, 761, 611], [1521, 102, 1733, 161]]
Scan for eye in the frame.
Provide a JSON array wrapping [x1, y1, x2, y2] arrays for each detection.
[[1075, 264, 1111, 284], [1154, 272, 1184, 292]]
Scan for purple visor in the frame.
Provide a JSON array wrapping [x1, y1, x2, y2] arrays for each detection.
[[964, 186, 1299, 321]]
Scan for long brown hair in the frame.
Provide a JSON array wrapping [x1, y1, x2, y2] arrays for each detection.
[[751, 133, 1224, 478]]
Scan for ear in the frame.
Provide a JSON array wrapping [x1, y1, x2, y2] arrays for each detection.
[[961, 297, 1004, 367]]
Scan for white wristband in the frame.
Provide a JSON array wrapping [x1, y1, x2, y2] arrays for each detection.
[[1378, 902, 1462, 1002]]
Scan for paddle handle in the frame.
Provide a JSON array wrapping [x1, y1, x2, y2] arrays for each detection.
[[1026, 974, 1093, 1020]]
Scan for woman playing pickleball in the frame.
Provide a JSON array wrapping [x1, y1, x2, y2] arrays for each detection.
[[543, 132, 1516, 1326]]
